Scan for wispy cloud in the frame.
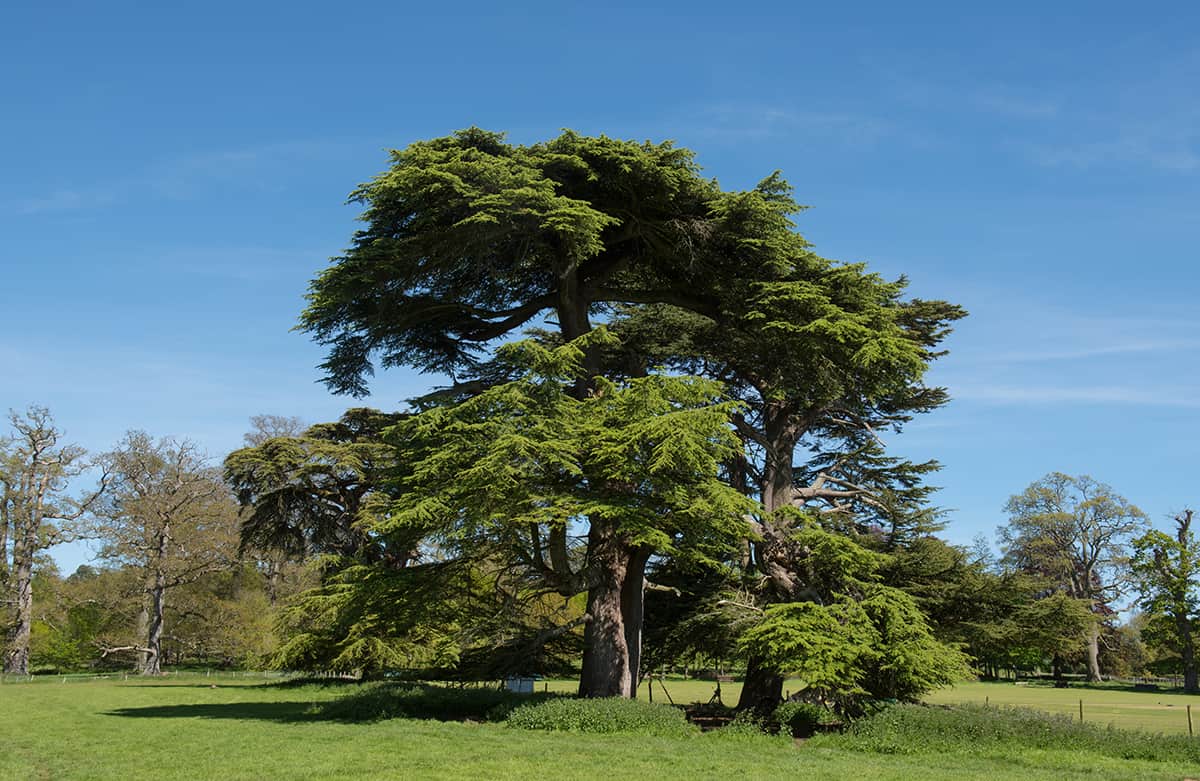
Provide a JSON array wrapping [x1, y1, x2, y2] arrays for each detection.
[[1031, 120, 1200, 173], [954, 384, 1200, 407], [11, 139, 362, 215], [686, 104, 891, 145], [18, 189, 118, 215], [988, 338, 1200, 363], [875, 55, 1200, 174]]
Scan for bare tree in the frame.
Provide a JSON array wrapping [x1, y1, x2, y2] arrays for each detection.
[[95, 432, 238, 674], [242, 415, 306, 448], [1, 407, 107, 675]]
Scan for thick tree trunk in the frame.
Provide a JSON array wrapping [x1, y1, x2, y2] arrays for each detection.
[[141, 574, 166, 676], [3, 544, 33, 675], [1178, 618, 1198, 693], [1086, 623, 1102, 682], [622, 547, 652, 697], [736, 654, 784, 711], [142, 528, 170, 676], [736, 405, 800, 710], [578, 521, 637, 698]]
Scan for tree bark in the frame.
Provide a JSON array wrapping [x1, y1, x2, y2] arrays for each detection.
[[142, 573, 166, 675], [141, 528, 171, 676], [736, 404, 800, 710], [621, 546, 652, 697], [578, 520, 637, 698], [2, 541, 33, 675], [1178, 614, 1198, 693], [736, 654, 784, 711], [1086, 622, 1102, 682]]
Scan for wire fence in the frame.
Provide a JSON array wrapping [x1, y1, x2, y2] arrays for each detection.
[[0, 669, 298, 685]]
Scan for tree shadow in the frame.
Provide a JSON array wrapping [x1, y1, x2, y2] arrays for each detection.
[[106, 701, 315, 723], [107, 683, 561, 725]]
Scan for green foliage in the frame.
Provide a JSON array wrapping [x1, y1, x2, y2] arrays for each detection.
[[816, 703, 1200, 765], [1013, 591, 1096, 660], [773, 700, 829, 736], [225, 408, 407, 560], [1130, 510, 1198, 687], [1000, 472, 1146, 600], [506, 696, 697, 736], [268, 561, 469, 675], [385, 332, 752, 566], [739, 584, 970, 711], [300, 128, 731, 394], [29, 605, 102, 672]]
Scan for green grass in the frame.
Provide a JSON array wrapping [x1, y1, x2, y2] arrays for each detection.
[[2, 676, 1199, 780], [925, 680, 1200, 735]]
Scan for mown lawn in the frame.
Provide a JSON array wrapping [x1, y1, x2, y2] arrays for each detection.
[[926, 680, 1200, 736], [1, 676, 1198, 780]]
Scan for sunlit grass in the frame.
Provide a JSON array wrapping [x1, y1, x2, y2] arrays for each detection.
[[1, 675, 1198, 780], [925, 680, 1200, 735]]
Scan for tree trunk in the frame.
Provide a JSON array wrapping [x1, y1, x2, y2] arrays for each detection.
[[1086, 622, 1102, 682], [2, 542, 33, 675], [736, 654, 784, 711], [622, 547, 652, 697], [578, 520, 637, 698], [1178, 616, 1198, 693], [141, 574, 166, 676], [265, 558, 280, 605], [142, 524, 170, 676], [735, 405, 798, 710]]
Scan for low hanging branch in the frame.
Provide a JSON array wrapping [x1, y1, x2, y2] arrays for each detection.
[[97, 644, 157, 660]]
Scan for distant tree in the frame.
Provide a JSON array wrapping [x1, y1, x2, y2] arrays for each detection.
[[999, 473, 1147, 681], [1012, 591, 1097, 678], [28, 563, 133, 672], [1, 407, 107, 675], [94, 432, 238, 674], [1097, 622, 1149, 679], [1131, 509, 1199, 692], [225, 408, 407, 563], [242, 415, 307, 448]]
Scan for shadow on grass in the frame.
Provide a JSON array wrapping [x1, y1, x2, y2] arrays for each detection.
[[106, 683, 560, 724], [106, 701, 316, 723]]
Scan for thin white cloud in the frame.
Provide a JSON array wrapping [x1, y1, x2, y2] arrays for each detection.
[[687, 104, 891, 145], [954, 384, 1200, 407], [18, 189, 118, 214], [988, 339, 1200, 363], [11, 139, 362, 215], [1032, 125, 1200, 174]]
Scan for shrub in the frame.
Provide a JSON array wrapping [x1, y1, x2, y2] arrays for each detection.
[[773, 700, 827, 737], [315, 682, 557, 722], [814, 703, 1200, 765], [507, 697, 697, 736]]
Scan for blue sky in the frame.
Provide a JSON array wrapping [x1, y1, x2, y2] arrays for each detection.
[[3, 2, 1198, 572]]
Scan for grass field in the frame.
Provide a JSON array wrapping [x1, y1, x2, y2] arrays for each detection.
[[926, 680, 1200, 736], [3, 676, 1200, 780]]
